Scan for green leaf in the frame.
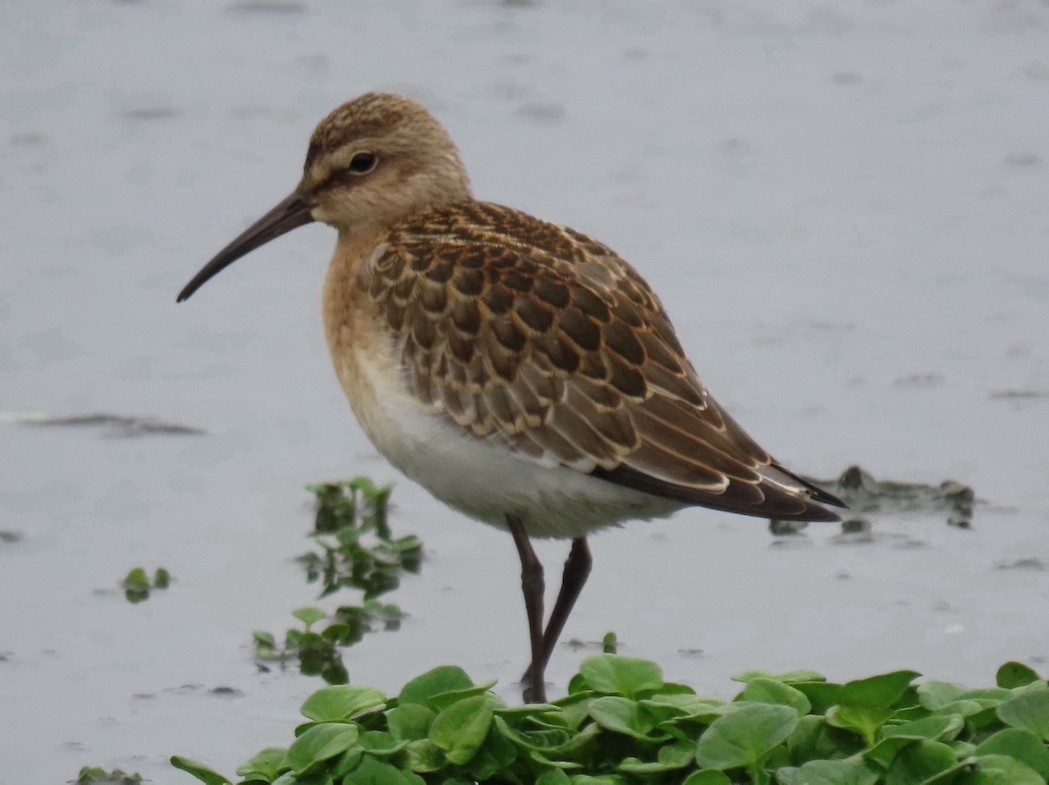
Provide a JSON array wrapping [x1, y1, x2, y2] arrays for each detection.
[[681, 772, 732, 785], [537, 770, 573, 785], [785, 715, 862, 765], [826, 704, 894, 747], [400, 739, 445, 773], [169, 756, 233, 785], [739, 678, 812, 715], [300, 685, 386, 722], [735, 670, 827, 685], [791, 682, 844, 715], [466, 725, 518, 780], [588, 696, 665, 740], [341, 754, 416, 785], [292, 607, 328, 629], [775, 757, 880, 785], [997, 689, 1049, 740], [569, 776, 629, 785], [332, 747, 365, 778], [252, 630, 277, 649], [385, 704, 436, 742], [695, 703, 800, 770], [931, 699, 1000, 720], [426, 681, 500, 711], [579, 655, 664, 697], [865, 715, 965, 768], [617, 741, 694, 772], [493, 715, 574, 753], [918, 682, 965, 711], [641, 692, 727, 720], [840, 671, 920, 709], [428, 695, 493, 765], [234, 747, 288, 781], [883, 740, 960, 785], [286, 722, 360, 774], [398, 666, 473, 707], [961, 754, 1046, 785], [997, 662, 1042, 689], [976, 728, 1049, 779], [123, 567, 152, 603], [359, 731, 408, 756], [881, 714, 965, 742]]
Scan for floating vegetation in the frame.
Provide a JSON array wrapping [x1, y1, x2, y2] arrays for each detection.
[[122, 567, 172, 603], [796, 465, 975, 527], [73, 766, 144, 785], [172, 654, 1049, 785], [253, 478, 422, 685]]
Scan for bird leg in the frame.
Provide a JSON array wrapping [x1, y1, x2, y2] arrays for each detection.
[[506, 515, 547, 703], [521, 537, 592, 686]]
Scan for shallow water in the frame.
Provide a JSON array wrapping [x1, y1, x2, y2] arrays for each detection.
[[2, 1, 1048, 782]]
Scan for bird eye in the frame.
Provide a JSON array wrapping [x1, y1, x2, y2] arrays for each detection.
[[348, 152, 378, 175]]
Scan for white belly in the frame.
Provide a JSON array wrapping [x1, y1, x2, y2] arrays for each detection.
[[332, 333, 682, 540]]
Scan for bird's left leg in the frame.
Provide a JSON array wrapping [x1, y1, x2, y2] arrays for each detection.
[[521, 536, 592, 686]]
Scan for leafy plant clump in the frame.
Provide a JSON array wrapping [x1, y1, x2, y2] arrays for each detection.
[[74, 766, 144, 784], [172, 655, 1049, 785], [122, 566, 171, 603], [253, 479, 422, 684], [803, 466, 975, 526]]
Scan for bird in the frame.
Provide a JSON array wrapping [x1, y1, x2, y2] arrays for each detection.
[[177, 92, 845, 703]]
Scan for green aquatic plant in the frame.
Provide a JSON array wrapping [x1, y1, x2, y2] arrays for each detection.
[[122, 566, 171, 603], [74, 766, 144, 784], [253, 479, 421, 684], [300, 478, 422, 600], [802, 466, 975, 526], [172, 655, 1049, 785]]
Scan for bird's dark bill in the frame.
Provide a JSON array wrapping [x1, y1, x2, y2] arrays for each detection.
[[177, 190, 314, 302]]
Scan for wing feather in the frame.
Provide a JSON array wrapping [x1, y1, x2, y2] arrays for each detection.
[[366, 202, 844, 522]]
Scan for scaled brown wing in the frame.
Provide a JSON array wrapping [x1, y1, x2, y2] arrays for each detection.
[[366, 202, 841, 522]]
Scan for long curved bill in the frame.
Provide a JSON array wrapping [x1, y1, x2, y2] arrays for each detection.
[[177, 190, 314, 302]]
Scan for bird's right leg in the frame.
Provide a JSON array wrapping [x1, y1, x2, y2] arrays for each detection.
[[506, 514, 547, 704]]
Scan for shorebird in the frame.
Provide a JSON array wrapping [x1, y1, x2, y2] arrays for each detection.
[[178, 93, 844, 702]]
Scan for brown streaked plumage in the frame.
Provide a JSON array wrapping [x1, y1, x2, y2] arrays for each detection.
[[178, 92, 845, 703]]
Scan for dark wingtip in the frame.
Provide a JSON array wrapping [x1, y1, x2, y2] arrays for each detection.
[[592, 464, 846, 523], [796, 478, 849, 511], [792, 503, 842, 523]]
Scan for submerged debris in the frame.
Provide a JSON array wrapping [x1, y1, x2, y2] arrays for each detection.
[[19, 412, 205, 437], [0, 530, 25, 545], [990, 389, 1049, 400], [995, 557, 1046, 572]]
